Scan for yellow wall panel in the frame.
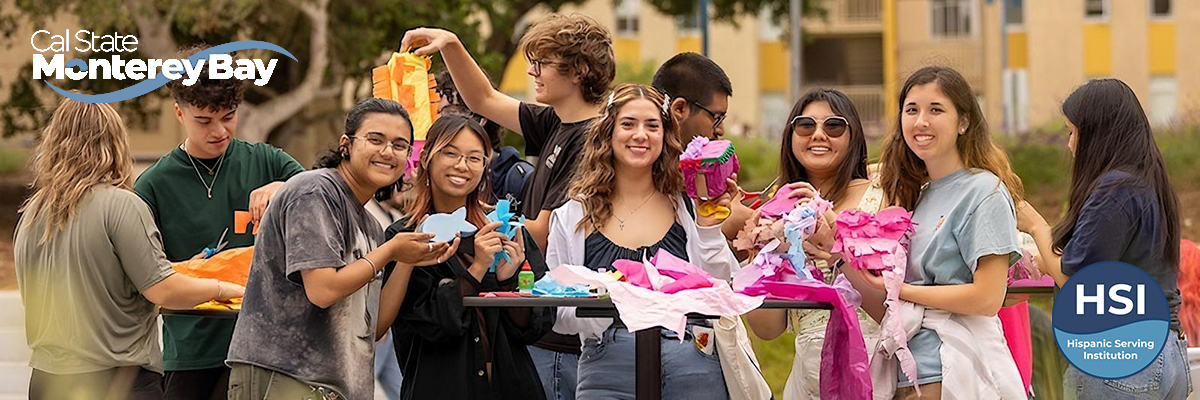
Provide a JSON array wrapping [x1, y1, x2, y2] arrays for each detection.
[[758, 41, 789, 92], [1007, 32, 1028, 69], [499, 55, 529, 93], [676, 37, 701, 54], [1083, 23, 1112, 77], [614, 38, 642, 64], [1148, 22, 1176, 75]]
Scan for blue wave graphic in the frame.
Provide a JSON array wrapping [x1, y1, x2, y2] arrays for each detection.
[[1054, 320, 1169, 379], [42, 41, 296, 103]]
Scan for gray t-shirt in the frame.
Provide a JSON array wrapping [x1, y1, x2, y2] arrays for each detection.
[[898, 168, 1021, 386], [227, 168, 383, 400], [15, 185, 175, 374]]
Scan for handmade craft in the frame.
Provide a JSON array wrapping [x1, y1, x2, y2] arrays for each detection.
[[171, 246, 254, 286], [373, 52, 439, 170], [679, 137, 739, 217], [418, 207, 477, 242], [485, 199, 526, 271]]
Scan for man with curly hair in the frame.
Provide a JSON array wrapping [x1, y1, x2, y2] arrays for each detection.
[[401, 14, 615, 400], [134, 45, 305, 400]]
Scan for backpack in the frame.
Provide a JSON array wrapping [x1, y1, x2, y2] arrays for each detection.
[[489, 146, 534, 206]]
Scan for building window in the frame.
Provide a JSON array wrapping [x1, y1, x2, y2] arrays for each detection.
[[1005, 0, 1024, 26], [615, 0, 641, 36], [1151, 0, 1171, 17], [677, 13, 700, 34], [1085, 0, 1107, 18], [1149, 76, 1177, 126], [931, 0, 972, 37]]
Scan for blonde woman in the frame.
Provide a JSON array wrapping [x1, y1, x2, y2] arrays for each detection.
[[15, 99, 244, 400]]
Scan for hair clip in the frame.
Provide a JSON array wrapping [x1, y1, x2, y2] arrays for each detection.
[[661, 95, 671, 115], [606, 91, 616, 109]]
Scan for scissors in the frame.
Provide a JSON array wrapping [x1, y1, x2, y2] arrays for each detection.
[[202, 228, 229, 259], [743, 177, 781, 210]]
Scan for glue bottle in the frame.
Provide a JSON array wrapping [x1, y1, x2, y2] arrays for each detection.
[[518, 262, 535, 293]]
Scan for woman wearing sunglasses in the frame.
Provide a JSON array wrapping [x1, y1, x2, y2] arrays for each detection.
[[743, 88, 882, 400]]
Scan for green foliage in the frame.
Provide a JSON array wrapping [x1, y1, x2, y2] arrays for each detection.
[[0, 146, 28, 175], [727, 134, 781, 192], [615, 59, 660, 86]]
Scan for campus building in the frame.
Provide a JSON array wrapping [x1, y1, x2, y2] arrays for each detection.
[[502, 0, 1200, 137]]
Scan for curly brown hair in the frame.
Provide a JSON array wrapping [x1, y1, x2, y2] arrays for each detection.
[[567, 84, 684, 232], [520, 13, 615, 104], [165, 44, 246, 111]]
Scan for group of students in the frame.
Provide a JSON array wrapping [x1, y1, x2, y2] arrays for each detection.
[[13, 12, 1189, 400]]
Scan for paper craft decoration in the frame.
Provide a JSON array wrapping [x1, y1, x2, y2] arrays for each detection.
[[679, 137, 739, 203], [418, 207, 477, 242], [733, 193, 832, 278], [1008, 232, 1045, 286], [532, 275, 594, 298], [171, 246, 254, 286], [233, 211, 259, 235], [486, 200, 526, 271], [831, 206, 919, 392], [373, 52, 439, 171]]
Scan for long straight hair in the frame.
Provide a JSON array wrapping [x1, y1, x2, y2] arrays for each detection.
[[1055, 79, 1180, 266], [20, 98, 133, 244], [401, 114, 493, 229], [879, 66, 1025, 209], [567, 83, 684, 232], [778, 88, 869, 205]]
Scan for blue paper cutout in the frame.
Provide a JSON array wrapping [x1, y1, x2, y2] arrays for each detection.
[[485, 200, 526, 272], [419, 207, 477, 242]]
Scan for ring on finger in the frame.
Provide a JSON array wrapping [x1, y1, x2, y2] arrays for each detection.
[[427, 243, 432, 252]]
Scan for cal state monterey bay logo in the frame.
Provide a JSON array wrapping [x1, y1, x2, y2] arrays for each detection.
[[30, 29, 296, 103], [1053, 261, 1170, 379]]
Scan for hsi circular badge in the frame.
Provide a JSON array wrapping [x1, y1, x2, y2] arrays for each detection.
[[1053, 261, 1170, 379]]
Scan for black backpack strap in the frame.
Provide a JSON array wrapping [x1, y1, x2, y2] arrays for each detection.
[[683, 196, 697, 220]]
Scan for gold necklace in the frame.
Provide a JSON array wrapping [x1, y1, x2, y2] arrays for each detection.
[[613, 191, 655, 230]]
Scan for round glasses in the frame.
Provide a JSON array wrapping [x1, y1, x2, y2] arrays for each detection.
[[790, 115, 849, 138]]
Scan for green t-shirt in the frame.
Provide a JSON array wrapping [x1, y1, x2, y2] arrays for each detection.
[[134, 139, 305, 371]]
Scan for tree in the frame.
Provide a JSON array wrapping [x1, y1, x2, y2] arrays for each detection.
[[0, 0, 824, 141]]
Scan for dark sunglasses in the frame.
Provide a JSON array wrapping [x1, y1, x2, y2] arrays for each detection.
[[790, 115, 849, 138]]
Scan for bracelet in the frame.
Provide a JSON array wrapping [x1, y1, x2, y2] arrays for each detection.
[[214, 280, 224, 300], [362, 257, 380, 275]]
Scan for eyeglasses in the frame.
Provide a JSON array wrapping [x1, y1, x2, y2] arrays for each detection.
[[352, 133, 412, 155], [437, 148, 487, 169], [686, 98, 727, 129], [790, 115, 849, 138], [531, 59, 568, 77]]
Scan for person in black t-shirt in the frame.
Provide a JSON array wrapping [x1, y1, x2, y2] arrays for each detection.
[[401, 14, 615, 400]]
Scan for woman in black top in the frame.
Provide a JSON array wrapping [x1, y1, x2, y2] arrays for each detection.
[[1017, 79, 1189, 398], [383, 114, 555, 400]]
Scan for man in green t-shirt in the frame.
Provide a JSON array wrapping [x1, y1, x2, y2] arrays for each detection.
[[134, 45, 305, 400]]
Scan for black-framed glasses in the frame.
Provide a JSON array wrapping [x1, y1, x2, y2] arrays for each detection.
[[531, 59, 568, 76], [790, 115, 849, 137], [686, 98, 727, 129], [351, 133, 412, 155]]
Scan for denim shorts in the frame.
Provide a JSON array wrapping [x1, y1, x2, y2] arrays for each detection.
[[1063, 332, 1192, 399], [576, 322, 729, 400]]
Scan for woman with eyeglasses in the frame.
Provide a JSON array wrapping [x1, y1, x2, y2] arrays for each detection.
[[742, 88, 882, 400], [226, 99, 459, 400], [383, 114, 555, 400]]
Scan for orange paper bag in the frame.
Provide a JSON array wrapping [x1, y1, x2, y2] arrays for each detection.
[[171, 246, 254, 286]]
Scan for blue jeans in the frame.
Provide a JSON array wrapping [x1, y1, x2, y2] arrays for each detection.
[[374, 330, 402, 400], [576, 324, 729, 400], [530, 345, 579, 400], [1063, 333, 1191, 399]]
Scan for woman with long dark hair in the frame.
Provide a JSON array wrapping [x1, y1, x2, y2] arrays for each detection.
[[744, 88, 882, 400], [383, 114, 554, 400], [226, 98, 457, 400], [1018, 79, 1189, 398], [844, 66, 1026, 399]]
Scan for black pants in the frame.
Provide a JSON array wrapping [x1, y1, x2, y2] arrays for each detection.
[[164, 366, 231, 400], [29, 366, 163, 400]]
